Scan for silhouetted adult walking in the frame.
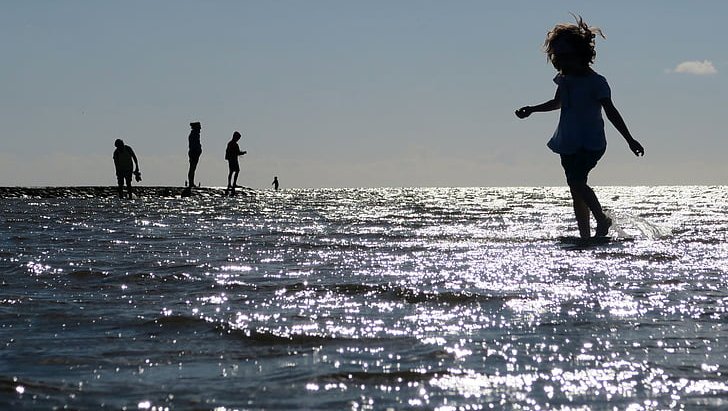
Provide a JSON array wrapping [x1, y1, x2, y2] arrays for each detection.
[[113, 139, 140, 199], [272, 176, 279, 191], [225, 131, 247, 196]]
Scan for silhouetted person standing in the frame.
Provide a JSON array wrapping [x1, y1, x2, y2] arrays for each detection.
[[113, 139, 140, 199], [225, 131, 247, 196], [272, 176, 279, 191], [186, 122, 202, 193]]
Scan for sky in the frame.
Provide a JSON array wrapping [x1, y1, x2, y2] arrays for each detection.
[[1, 1, 727, 188]]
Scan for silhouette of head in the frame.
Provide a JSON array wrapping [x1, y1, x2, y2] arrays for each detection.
[[232, 131, 241, 141], [190, 122, 201, 130], [115, 139, 124, 148], [544, 15, 604, 71]]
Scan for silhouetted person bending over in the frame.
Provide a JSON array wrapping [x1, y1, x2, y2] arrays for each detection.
[[186, 121, 202, 192], [225, 131, 247, 195], [113, 138, 140, 199]]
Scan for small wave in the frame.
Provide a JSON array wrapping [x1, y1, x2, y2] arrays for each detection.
[[143, 314, 211, 329], [641, 252, 680, 263], [385, 287, 497, 305], [598, 250, 680, 262], [648, 278, 685, 286], [137, 314, 219, 337], [266, 281, 516, 306], [686, 237, 724, 245], [120, 272, 194, 284], [249, 281, 517, 306], [68, 270, 107, 280], [313, 369, 447, 384], [142, 315, 371, 346], [362, 283, 518, 305], [217, 326, 339, 345], [331, 283, 386, 296], [0, 375, 67, 394]]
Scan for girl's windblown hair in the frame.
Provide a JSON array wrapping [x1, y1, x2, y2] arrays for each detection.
[[544, 14, 605, 66]]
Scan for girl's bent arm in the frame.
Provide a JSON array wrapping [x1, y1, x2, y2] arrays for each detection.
[[515, 90, 561, 118], [601, 97, 645, 156], [529, 98, 561, 113]]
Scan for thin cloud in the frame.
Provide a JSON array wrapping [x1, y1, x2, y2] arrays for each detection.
[[672, 60, 717, 75]]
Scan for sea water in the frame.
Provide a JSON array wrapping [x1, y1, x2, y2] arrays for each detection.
[[1, 186, 728, 410]]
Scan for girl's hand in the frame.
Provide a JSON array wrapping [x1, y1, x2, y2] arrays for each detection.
[[627, 138, 645, 157], [515, 106, 531, 119]]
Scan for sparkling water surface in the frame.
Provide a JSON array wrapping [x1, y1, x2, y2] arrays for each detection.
[[2, 186, 728, 410]]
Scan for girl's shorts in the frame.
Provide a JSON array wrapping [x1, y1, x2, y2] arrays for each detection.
[[559, 148, 605, 185]]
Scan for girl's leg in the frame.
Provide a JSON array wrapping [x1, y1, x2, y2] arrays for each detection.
[[569, 184, 591, 238], [562, 150, 609, 238], [582, 184, 611, 236], [571, 183, 612, 237], [582, 185, 606, 221]]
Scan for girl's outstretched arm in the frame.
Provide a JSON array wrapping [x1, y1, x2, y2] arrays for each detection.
[[515, 89, 561, 118], [600, 97, 645, 156]]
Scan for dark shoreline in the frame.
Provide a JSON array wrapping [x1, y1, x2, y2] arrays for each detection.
[[0, 186, 250, 199]]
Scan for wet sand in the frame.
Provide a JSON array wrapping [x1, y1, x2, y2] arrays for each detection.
[[0, 186, 251, 199]]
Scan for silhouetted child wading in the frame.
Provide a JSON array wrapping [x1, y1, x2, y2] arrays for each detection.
[[515, 16, 644, 239]]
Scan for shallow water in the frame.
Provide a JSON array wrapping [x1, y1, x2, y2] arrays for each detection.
[[1, 186, 728, 410]]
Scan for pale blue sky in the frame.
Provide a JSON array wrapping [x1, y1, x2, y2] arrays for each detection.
[[2, 1, 726, 188]]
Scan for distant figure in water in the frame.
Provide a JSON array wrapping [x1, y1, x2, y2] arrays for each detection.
[[224, 131, 247, 196], [272, 176, 279, 191], [185, 121, 202, 195], [515, 15, 644, 239], [113, 139, 140, 199]]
